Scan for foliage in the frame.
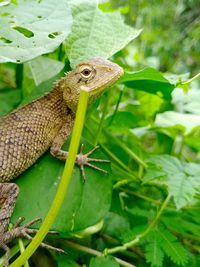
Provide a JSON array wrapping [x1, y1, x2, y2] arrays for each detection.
[[0, 0, 200, 267]]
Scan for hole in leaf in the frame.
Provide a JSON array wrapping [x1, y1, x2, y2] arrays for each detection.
[[13, 26, 34, 38], [0, 36, 12, 43], [48, 32, 61, 39]]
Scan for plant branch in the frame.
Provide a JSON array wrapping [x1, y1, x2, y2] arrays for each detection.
[[64, 240, 136, 267], [105, 194, 171, 254]]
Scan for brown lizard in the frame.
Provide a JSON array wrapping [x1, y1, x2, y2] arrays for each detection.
[[0, 57, 123, 266]]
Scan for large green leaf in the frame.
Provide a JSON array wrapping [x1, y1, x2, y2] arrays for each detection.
[[120, 68, 175, 100], [11, 142, 112, 235], [0, 0, 72, 63], [65, 0, 141, 67], [0, 88, 21, 116], [22, 56, 64, 96]]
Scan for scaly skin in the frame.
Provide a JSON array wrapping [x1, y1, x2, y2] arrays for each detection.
[[0, 57, 123, 266]]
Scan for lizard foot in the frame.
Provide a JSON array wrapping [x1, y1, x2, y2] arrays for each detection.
[[76, 144, 110, 181], [1, 217, 65, 267]]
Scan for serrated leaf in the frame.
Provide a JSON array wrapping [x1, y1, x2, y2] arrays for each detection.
[[145, 241, 164, 267], [65, 1, 141, 67], [167, 173, 199, 209], [157, 228, 188, 266], [120, 67, 175, 100], [0, 0, 72, 63], [145, 155, 200, 209]]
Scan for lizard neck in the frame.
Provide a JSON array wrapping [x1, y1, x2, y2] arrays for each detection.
[[54, 76, 78, 112]]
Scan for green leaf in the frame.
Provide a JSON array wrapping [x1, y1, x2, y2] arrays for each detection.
[[0, 88, 21, 116], [89, 257, 119, 267], [105, 111, 138, 133], [168, 173, 199, 209], [65, 1, 141, 67], [11, 142, 112, 235], [0, 0, 72, 63], [102, 212, 131, 241], [22, 56, 64, 96], [155, 111, 200, 134], [120, 68, 175, 100], [139, 93, 164, 119], [145, 230, 164, 267], [145, 155, 200, 209], [173, 87, 200, 115], [157, 228, 188, 266], [57, 255, 80, 267]]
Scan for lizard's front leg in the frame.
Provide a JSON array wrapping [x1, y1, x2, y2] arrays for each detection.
[[50, 116, 110, 180]]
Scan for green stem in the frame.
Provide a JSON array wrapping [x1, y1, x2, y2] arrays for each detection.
[[109, 87, 123, 125], [112, 163, 140, 181], [101, 143, 131, 172], [16, 64, 23, 88], [122, 189, 161, 205], [181, 72, 200, 85], [105, 194, 171, 254], [172, 132, 184, 157], [0, 241, 29, 267], [18, 239, 29, 267], [10, 89, 89, 267], [94, 94, 109, 146], [64, 240, 136, 267], [106, 133, 147, 169]]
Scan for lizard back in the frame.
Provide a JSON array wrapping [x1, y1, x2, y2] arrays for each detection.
[[0, 87, 68, 182]]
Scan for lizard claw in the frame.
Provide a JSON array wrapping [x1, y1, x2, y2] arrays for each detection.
[[1, 217, 65, 266], [76, 144, 110, 181]]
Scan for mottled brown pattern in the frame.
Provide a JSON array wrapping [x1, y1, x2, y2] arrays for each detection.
[[0, 86, 70, 182]]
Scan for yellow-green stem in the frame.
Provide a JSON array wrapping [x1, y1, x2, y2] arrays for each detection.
[[94, 94, 109, 146], [9, 89, 89, 267], [181, 72, 200, 85], [18, 239, 29, 267], [105, 194, 171, 254]]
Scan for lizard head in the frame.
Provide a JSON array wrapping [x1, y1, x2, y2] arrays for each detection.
[[62, 57, 124, 112]]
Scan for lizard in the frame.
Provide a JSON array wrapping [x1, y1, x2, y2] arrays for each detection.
[[0, 57, 124, 266]]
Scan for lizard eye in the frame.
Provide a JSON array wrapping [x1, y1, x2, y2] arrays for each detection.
[[81, 68, 92, 78], [78, 64, 94, 79]]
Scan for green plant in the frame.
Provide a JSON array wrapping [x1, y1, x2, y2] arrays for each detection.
[[0, 0, 200, 267]]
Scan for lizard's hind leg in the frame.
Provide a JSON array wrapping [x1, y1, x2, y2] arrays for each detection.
[[0, 183, 65, 267], [0, 183, 19, 267]]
